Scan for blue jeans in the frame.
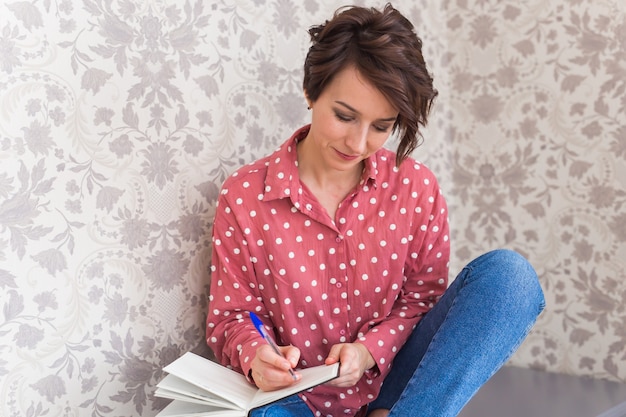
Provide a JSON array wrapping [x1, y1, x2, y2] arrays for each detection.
[[250, 249, 545, 417]]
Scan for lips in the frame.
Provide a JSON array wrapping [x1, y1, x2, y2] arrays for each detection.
[[335, 149, 360, 161]]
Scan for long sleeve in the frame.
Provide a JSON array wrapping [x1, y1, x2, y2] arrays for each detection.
[[206, 186, 267, 379]]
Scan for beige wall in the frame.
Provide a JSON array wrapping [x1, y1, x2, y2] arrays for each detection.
[[0, 0, 624, 415]]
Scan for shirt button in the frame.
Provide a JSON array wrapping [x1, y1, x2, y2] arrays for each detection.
[[340, 329, 346, 335], [336, 283, 342, 288]]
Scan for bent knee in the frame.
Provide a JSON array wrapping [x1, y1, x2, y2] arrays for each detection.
[[468, 249, 545, 310]]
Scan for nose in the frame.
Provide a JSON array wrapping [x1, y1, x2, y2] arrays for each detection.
[[345, 126, 368, 154]]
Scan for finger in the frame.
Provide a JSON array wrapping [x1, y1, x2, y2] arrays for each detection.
[[328, 360, 361, 387], [254, 366, 300, 391], [325, 345, 362, 387], [325, 344, 343, 365], [257, 345, 292, 371], [281, 345, 301, 368], [327, 371, 359, 388]]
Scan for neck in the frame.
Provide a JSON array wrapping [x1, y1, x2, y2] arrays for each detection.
[[296, 138, 363, 191]]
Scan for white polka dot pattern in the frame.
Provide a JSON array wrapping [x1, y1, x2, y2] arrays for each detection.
[[206, 126, 450, 417]]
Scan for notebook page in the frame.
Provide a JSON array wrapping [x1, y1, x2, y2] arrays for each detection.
[[163, 352, 257, 409], [156, 374, 237, 408]]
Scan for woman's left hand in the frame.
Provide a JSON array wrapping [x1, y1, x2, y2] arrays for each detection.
[[324, 343, 375, 387]]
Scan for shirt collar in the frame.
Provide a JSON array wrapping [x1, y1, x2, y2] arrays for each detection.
[[263, 125, 380, 203], [362, 150, 378, 187], [263, 126, 307, 203]]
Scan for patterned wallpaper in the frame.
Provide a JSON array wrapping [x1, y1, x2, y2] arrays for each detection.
[[440, 0, 626, 382], [0, 0, 624, 416]]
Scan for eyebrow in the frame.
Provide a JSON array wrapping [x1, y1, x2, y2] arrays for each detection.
[[334, 100, 397, 123]]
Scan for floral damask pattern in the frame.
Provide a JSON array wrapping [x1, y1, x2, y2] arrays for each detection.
[[0, 0, 624, 416], [441, 0, 626, 381]]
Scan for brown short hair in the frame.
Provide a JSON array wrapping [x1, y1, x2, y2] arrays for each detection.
[[303, 3, 438, 166]]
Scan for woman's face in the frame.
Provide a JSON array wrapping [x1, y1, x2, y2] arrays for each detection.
[[305, 66, 398, 172]]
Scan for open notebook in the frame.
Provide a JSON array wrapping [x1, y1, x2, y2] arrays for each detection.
[[155, 352, 340, 416]]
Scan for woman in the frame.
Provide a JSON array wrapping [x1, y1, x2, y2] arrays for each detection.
[[206, 4, 545, 417]]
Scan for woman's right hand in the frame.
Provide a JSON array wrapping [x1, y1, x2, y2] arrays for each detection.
[[250, 344, 301, 391]]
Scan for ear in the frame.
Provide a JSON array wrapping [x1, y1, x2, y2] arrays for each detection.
[[304, 90, 312, 109]]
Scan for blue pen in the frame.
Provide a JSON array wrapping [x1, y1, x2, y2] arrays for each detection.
[[249, 311, 298, 380]]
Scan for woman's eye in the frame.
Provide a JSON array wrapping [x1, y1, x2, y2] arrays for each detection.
[[334, 111, 390, 132], [335, 112, 353, 122]]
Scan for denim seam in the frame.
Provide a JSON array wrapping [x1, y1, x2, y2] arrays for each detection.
[[387, 271, 467, 416]]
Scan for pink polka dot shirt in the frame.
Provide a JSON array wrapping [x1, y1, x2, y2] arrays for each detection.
[[206, 125, 450, 416]]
